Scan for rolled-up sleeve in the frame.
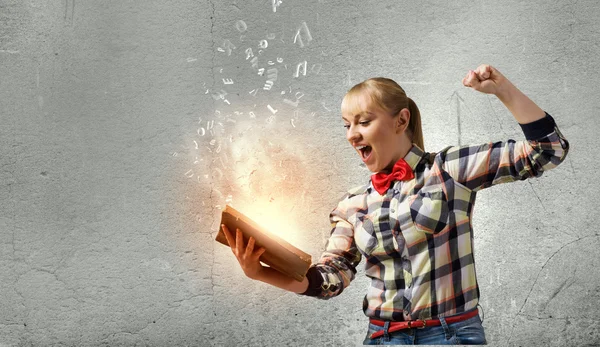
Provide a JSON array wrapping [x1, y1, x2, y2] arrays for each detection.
[[298, 196, 362, 299], [436, 112, 570, 192]]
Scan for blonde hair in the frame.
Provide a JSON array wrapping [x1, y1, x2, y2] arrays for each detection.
[[341, 77, 424, 150]]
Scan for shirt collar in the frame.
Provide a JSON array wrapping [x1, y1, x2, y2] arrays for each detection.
[[403, 143, 426, 172]]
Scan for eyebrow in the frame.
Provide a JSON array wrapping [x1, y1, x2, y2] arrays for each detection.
[[341, 112, 372, 121]]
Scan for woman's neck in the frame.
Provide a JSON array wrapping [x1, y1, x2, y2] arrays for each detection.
[[380, 136, 414, 174]]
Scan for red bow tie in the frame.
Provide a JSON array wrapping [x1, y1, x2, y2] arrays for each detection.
[[371, 158, 414, 195]]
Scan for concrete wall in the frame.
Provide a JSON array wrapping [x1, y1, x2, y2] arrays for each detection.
[[1, 0, 598, 346]]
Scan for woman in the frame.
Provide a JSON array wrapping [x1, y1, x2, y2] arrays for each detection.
[[220, 64, 570, 345]]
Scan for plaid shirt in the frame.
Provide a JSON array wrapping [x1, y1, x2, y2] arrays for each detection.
[[299, 112, 570, 321]]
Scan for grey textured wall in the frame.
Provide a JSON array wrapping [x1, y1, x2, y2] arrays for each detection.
[[1, 0, 598, 346]]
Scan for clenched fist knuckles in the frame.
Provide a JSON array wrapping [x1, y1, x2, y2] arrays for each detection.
[[462, 64, 510, 96]]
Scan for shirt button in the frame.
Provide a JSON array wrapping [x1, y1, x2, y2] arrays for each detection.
[[391, 209, 395, 213]]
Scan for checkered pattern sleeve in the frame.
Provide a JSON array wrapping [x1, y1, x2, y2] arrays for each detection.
[[437, 112, 570, 192], [298, 193, 362, 299]]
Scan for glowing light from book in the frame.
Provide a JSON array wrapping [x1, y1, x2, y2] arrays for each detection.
[[232, 203, 301, 246]]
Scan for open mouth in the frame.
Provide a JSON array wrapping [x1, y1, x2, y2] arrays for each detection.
[[357, 145, 372, 162]]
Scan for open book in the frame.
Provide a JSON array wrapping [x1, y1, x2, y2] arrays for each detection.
[[214, 205, 312, 282]]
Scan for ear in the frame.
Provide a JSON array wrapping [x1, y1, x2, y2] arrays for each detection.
[[395, 108, 410, 133]]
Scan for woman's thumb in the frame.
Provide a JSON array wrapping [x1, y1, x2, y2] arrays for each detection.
[[463, 70, 481, 89]]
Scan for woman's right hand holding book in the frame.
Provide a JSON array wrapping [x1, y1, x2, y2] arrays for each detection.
[[221, 224, 310, 293], [221, 224, 267, 280]]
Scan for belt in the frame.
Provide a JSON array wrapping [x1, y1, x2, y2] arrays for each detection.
[[369, 309, 479, 339]]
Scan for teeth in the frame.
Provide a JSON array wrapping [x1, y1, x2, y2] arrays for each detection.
[[357, 145, 368, 151]]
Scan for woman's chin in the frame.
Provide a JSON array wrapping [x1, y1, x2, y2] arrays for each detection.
[[366, 163, 380, 173]]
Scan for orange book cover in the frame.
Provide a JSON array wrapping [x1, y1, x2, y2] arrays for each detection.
[[215, 205, 312, 282]]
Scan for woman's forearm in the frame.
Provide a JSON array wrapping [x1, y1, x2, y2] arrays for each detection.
[[496, 80, 546, 124], [255, 266, 310, 294]]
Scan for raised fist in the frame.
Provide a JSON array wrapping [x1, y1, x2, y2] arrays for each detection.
[[462, 64, 510, 96]]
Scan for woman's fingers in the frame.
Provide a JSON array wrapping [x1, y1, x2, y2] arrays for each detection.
[[235, 228, 244, 257], [475, 64, 491, 80], [463, 70, 481, 89], [222, 224, 235, 249], [245, 237, 267, 261], [462, 70, 471, 86], [463, 64, 509, 95], [254, 247, 266, 261], [244, 236, 255, 259], [223, 225, 265, 269], [463, 64, 492, 88]]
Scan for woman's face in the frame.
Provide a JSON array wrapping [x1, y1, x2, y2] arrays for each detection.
[[342, 93, 406, 173]]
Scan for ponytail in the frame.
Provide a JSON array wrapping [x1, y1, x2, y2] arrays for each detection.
[[407, 97, 424, 150]]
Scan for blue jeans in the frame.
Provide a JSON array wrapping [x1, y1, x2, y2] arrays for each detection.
[[363, 308, 486, 345]]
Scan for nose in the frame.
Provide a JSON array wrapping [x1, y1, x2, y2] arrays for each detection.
[[346, 124, 360, 143]]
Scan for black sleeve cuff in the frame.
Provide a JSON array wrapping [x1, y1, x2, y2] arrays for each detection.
[[298, 266, 323, 296], [519, 112, 557, 141]]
